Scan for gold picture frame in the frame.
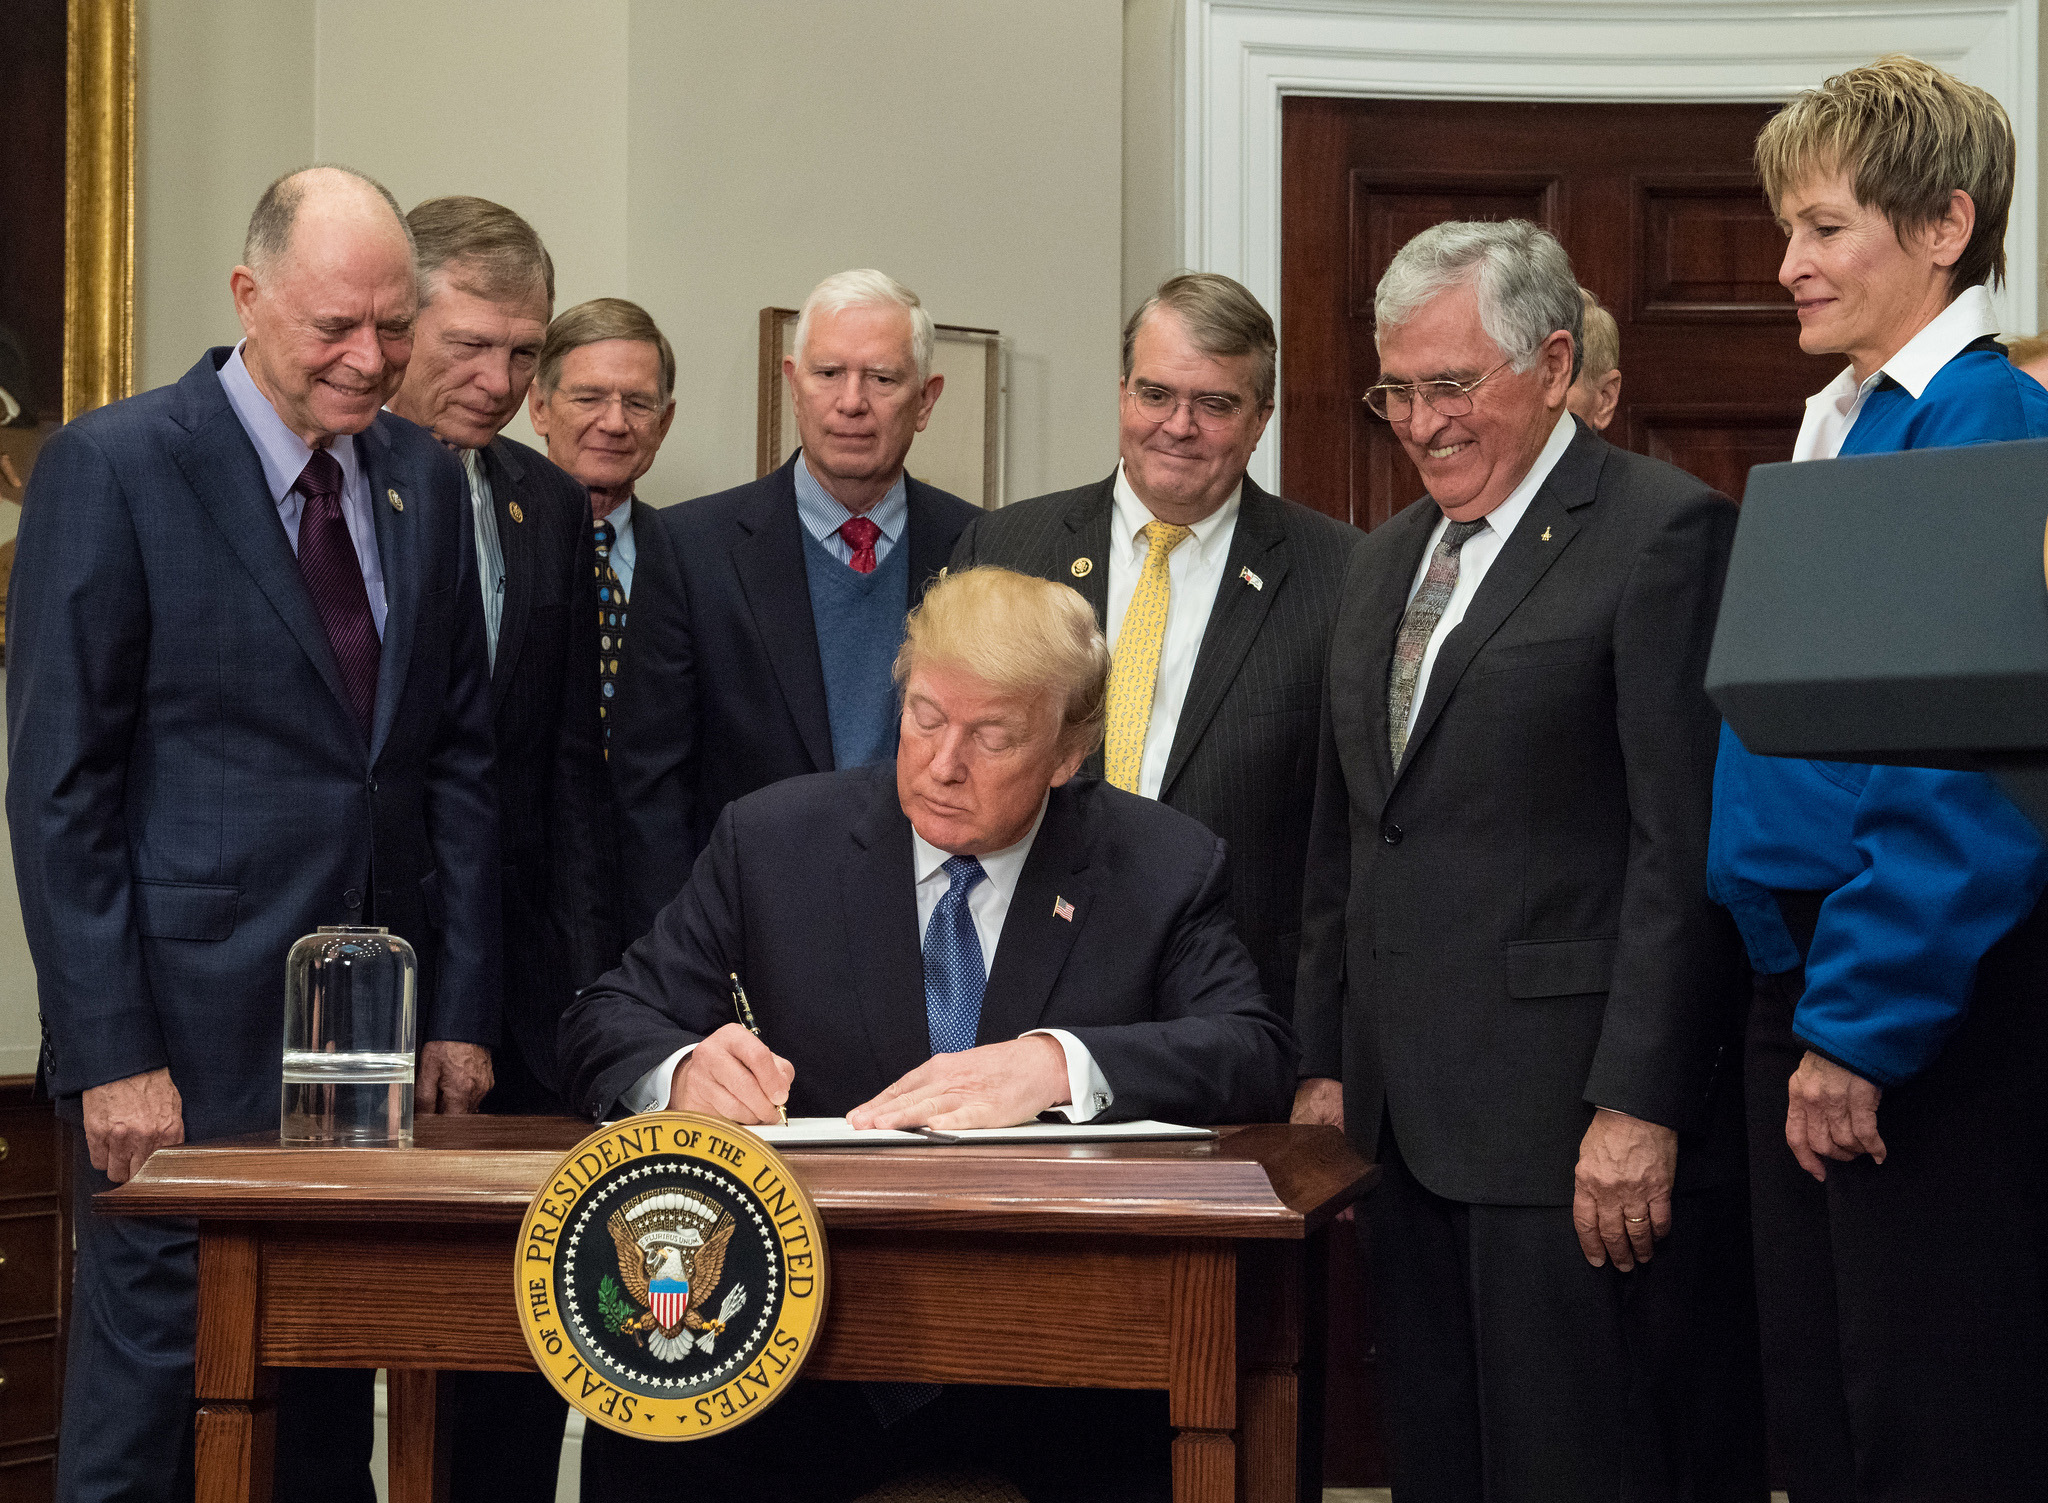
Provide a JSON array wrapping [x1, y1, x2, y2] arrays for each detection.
[[758, 307, 1005, 509], [1, 0, 134, 662]]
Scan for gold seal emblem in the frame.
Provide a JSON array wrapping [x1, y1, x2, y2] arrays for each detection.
[[1070, 557, 1093, 578], [509, 501, 525, 524], [515, 1113, 828, 1441], [387, 488, 404, 512]]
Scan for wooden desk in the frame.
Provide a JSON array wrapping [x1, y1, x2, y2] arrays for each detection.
[[101, 1119, 1372, 1503]]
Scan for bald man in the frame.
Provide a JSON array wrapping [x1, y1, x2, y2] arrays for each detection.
[[6, 166, 498, 1502]]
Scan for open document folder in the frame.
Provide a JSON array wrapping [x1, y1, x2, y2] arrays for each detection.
[[748, 1117, 1217, 1147]]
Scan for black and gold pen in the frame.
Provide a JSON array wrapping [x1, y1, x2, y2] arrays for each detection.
[[728, 971, 788, 1126]]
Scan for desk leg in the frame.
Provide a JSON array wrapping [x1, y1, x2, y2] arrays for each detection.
[[1169, 1243, 1236, 1503], [1235, 1234, 1326, 1503], [193, 1228, 275, 1503], [387, 1369, 452, 1503]]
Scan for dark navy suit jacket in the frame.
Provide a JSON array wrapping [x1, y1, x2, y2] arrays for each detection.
[[4, 348, 501, 1141], [607, 454, 976, 944], [559, 764, 1298, 1125]]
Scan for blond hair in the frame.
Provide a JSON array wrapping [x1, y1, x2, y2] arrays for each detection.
[[1578, 288, 1620, 383], [2003, 333, 2048, 369], [1755, 53, 2014, 292], [893, 568, 1109, 759]]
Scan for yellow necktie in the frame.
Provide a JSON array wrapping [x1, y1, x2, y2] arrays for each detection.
[[1104, 520, 1193, 791]]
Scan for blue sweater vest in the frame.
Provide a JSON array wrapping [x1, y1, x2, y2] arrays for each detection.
[[800, 523, 908, 769]]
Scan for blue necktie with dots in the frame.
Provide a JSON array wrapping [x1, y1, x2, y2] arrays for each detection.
[[924, 855, 988, 1055]]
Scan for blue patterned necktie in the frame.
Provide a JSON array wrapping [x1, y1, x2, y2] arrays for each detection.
[[924, 855, 988, 1055], [594, 519, 624, 758]]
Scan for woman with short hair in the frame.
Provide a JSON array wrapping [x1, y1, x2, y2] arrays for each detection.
[[1710, 54, 2048, 1500]]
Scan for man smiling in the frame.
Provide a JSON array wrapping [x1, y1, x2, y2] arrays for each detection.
[[609, 269, 978, 945], [1292, 219, 1760, 1499], [561, 565, 1293, 1502]]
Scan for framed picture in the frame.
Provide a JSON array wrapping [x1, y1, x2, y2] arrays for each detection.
[[0, 0, 135, 660], [758, 307, 1005, 508]]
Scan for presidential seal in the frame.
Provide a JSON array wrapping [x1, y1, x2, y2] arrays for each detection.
[[515, 1113, 828, 1441]]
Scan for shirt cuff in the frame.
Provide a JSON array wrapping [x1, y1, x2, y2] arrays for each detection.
[[1025, 1028, 1113, 1122], [622, 1045, 694, 1115]]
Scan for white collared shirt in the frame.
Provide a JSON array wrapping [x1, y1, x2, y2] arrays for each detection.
[[600, 498, 637, 600], [217, 341, 387, 635], [461, 449, 505, 668], [620, 802, 1113, 1121], [1792, 283, 1999, 463], [1106, 463, 1241, 798], [1402, 409, 1577, 740]]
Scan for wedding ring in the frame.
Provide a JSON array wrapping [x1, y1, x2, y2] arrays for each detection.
[[1624, 1214, 1648, 1224]]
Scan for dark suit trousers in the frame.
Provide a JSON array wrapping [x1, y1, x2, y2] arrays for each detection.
[[1365, 1121, 1766, 1503], [57, 1132, 374, 1503], [1746, 957, 2048, 1503], [580, 1379, 1169, 1503]]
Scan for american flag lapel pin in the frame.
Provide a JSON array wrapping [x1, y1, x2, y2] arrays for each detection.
[[1239, 566, 1263, 591], [1053, 896, 1075, 923]]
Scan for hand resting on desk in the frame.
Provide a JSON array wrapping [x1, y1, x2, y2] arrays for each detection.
[[847, 1034, 1070, 1130], [667, 1022, 795, 1124]]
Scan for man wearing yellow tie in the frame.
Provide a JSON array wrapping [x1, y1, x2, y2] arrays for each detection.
[[952, 273, 1360, 1018]]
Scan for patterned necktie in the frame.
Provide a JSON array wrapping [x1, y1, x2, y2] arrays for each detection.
[[924, 855, 989, 1055], [839, 514, 881, 574], [293, 448, 379, 736], [1387, 517, 1487, 766], [594, 519, 625, 758], [1103, 520, 1193, 791]]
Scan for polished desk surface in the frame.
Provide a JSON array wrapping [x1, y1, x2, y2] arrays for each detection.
[[101, 1118, 1372, 1236]]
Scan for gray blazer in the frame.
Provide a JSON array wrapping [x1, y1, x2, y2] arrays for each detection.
[[951, 472, 1360, 1017]]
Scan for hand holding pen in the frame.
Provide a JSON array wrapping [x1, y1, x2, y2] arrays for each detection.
[[659, 976, 794, 1125], [728, 973, 787, 1126]]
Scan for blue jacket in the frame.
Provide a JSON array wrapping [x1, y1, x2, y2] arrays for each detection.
[[1708, 345, 2048, 1086]]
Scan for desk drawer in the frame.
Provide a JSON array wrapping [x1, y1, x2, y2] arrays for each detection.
[[0, 1217, 58, 1326], [0, 1335, 57, 1448], [0, 1115, 58, 1205]]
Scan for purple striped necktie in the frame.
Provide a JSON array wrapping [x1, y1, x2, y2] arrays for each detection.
[[293, 448, 380, 736]]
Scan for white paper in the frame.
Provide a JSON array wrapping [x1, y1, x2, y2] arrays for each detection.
[[745, 1117, 1215, 1147]]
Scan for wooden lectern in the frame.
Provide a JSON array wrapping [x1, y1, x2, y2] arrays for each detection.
[[100, 1118, 1371, 1503], [1707, 438, 2048, 831]]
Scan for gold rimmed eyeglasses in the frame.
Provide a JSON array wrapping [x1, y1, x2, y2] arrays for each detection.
[[1363, 359, 1513, 421]]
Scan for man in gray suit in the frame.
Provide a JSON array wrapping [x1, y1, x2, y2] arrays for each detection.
[[950, 273, 1358, 1016], [1292, 220, 1759, 1499]]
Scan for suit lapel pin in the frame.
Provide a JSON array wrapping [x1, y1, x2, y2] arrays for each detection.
[[508, 501, 525, 524], [1053, 895, 1075, 922], [1239, 566, 1263, 591], [1070, 558, 1093, 578], [1540, 526, 1552, 542], [387, 488, 404, 513]]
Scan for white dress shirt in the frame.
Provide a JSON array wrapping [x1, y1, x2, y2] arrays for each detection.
[[217, 341, 387, 635], [1792, 282, 1999, 463], [1400, 410, 1577, 739], [461, 449, 505, 667], [1105, 463, 1240, 798], [620, 800, 1113, 1120]]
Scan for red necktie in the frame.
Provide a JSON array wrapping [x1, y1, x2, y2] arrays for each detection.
[[839, 515, 881, 574], [293, 449, 380, 736]]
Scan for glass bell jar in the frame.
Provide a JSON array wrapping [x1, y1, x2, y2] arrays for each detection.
[[281, 926, 417, 1146]]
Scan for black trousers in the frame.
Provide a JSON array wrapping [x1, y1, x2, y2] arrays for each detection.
[[1746, 948, 2048, 1503], [56, 1130, 375, 1503], [1365, 1121, 1766, 1503], [579, 1379, 1170, 1503]]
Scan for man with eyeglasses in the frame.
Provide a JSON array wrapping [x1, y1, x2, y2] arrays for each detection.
[[951, 273, 1358, 1021], [1292, 219, 1760, 1499], [606, 270, 977, 948]]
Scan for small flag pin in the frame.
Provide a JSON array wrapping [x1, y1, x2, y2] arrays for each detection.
[[387, 488, 404, 512], [1240, 566, 1263, 591], [508, 501, 524, 524], [1053, 895, 1075, 923]]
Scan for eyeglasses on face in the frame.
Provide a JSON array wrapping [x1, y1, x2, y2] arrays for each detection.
[[559, 390, 666, 428], [1362, 358, 1514, 421], [1123, 382, 1250, 432]]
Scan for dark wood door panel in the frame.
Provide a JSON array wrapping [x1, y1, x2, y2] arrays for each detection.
[[1283, 96, 1838, 528]]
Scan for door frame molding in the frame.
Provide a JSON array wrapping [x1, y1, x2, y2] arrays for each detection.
[[1178, 0, 2041, 491]]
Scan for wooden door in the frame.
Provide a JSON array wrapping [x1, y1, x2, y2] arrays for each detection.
[[1281, 97, 1840, 526]]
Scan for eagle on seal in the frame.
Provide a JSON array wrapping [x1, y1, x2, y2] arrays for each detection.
[[606, 1188, 748, 1362]]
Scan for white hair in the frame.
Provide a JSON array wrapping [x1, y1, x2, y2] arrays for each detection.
[[791, 268, 936, 383], [1374, 220, 1584, 383]]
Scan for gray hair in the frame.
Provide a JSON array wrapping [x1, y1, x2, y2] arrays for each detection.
[[1374, 220, 1584, 383], [792, 269, 936, 384], [1123, 272, 1277, 407], [537, 297, 676, 404], [406, 196, 554, 313], [244, 164, 413, 273]]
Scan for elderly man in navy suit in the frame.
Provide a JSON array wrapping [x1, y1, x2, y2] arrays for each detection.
[[608, 269, 979, 946], [6, 166, 499, 1503], [563, 566, 1295, 1502]]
